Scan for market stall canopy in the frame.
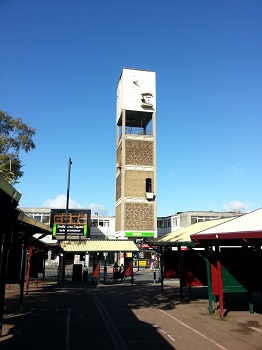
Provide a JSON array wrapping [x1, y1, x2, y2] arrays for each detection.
[[33, 233, 58, 247], [153, 218, 233, 247], [17, 209, 52, 235], [0, 176, 21, 229], [0, 176, 21, 204], [190, 208, 262, 245], [60, 240, 139, 253]]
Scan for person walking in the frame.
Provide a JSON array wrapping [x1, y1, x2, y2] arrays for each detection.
[[113, 261, 119, 281], [119, 264, 125, 280]]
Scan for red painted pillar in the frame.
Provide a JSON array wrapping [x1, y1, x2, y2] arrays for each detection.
[[25, 245, 33, 295], [42, 254, 45, 286], [216, 245, 224, 318]]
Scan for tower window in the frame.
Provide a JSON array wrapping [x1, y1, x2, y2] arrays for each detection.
[[146, 178, 152, 193]]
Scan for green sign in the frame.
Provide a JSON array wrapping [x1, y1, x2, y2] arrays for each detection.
[[53, 224, 57, 236], [52, 223, 88, 236], [125, 231, 154, 237]]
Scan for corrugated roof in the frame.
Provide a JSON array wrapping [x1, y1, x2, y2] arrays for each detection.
[[60, 240, 139, 253], [193, 208, 262, 235], [190, 208, 262, 243], [154, 218, 233, 246], [33, 233, 58, 246]]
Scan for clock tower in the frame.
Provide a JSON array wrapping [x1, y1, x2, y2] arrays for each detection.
[[115, 68, 157, 240]]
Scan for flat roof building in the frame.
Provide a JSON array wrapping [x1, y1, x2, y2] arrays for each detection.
[[19, 207, 243, 240]]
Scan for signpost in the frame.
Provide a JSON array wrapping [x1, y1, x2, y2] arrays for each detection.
[[65, 158, 72, 241]]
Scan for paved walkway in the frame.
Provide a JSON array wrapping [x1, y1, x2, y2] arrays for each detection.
[[1, 269, 262, 349]]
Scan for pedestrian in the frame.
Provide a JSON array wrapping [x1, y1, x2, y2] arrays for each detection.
[[119, 264, 125, 280], [113, 261, 119, 281]]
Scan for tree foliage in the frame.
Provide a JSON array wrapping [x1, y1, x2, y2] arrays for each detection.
[[0, 110, 36, 184]]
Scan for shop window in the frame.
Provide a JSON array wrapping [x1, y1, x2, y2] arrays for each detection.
[[42, 215, 50, 224], [191, 217, 197, 225], [91, 219, 98, 227], [157, 220, 164, 228]]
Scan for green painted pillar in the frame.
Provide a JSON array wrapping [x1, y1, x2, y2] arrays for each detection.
[[205, 247, 213, 314]]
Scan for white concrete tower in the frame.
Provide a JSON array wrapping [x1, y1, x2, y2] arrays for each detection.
[[115, 68, 157, 239]]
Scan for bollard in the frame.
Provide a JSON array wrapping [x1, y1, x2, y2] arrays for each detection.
[[154, 271, 156, 284]]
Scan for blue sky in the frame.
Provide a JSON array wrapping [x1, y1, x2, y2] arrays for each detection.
[[1, 0, 261, 216]]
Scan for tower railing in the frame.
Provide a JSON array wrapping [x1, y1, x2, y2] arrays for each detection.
[[125, 127, 152, 136]]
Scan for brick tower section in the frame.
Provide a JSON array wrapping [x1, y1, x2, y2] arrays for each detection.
[[115, 68, 157, 240]]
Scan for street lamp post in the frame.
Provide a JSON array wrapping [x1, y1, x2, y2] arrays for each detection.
[[65, 158, 72, 241]]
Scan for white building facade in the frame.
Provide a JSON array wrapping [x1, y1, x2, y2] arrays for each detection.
[[20, 207, 242, 240]]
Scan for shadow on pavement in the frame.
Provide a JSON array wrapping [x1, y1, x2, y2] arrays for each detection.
[[1, 280, 176, 350]]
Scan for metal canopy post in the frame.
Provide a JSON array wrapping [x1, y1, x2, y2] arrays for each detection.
[[131, 257, 134, 286], [178, 246, 184, 301], [25, 245, 33, 294], [0, 232, 12, 337], [160, 246, 164, 294], [215, 245, 224, 318], [19, 237, 29, 312], [205, 247, 213, 314], [65, 158, 72, 241]]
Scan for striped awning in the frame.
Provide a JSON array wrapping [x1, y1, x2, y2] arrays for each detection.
[[60, 240, 139, 253]]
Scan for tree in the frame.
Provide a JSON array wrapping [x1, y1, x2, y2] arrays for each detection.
[[0, 110, 36, 184]]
